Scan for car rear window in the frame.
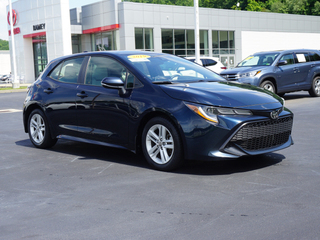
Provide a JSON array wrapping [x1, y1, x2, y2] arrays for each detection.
[[309, 52, 320, 61]]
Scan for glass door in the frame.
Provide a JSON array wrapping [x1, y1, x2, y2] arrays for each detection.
[[220, 55, 235, 69], [33, 35, 47, 78]]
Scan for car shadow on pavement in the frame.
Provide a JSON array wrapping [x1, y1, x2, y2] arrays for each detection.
[[16, 139, 284, 175], [283, 92, 311, 100], [177, 153, 284, 175]]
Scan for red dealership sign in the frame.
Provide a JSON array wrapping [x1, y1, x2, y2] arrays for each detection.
[[7, 10, 17, 26], [7, 9, 20, 36]]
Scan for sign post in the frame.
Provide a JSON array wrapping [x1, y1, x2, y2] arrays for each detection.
[[194, 0, 201, 65], [8, 0, 19, 88]]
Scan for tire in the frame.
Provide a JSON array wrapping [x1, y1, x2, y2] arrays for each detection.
[[260, 80, 275, 93], [308, 76, 320, 97], [142, 117, 183, 171], [28, 109, 57, 148]]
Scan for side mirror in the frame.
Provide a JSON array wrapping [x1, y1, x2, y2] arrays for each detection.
[[277, 60, 287, 66], [101, 77, 126, 94]]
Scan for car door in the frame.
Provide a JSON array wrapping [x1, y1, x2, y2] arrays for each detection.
[[75, 56, 131, 146], [276, 53, 300, 92], [43, 57, 86, 137], [293, 52, 312, 85]]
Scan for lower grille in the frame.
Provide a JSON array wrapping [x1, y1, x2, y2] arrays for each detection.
[[230, 116, 293, 151]]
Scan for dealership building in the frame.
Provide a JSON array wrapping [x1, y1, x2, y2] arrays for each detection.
[[6, 0, 320, 83]]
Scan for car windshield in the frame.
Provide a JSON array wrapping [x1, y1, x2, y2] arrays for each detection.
[[123, 54, 225, 83], [237, 53, 280, 67]]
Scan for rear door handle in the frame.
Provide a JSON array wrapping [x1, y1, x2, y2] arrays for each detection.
[[77, 91, 88, 98], [44, 88, 53, 94]]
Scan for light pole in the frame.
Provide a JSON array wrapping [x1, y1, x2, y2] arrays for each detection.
[[8, 0, 19, 88], [194, 0, 201, 65]]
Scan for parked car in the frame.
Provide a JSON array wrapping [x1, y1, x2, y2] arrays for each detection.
[[185, 56, 227, 73], [0, 74, 11, 83], [220, 49, 320, 97], [23, 51, 293, 171]]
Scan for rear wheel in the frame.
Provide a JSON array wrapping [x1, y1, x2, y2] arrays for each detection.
[[142, 117, 183, 171], [260, 80, 275, 93], [309, 76, 320, 97], [28, 109, 57, 148]]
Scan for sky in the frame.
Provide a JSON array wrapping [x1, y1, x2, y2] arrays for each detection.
[[0, 0, 99, 41]]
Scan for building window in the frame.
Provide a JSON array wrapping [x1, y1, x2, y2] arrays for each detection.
[[94, 31, 117, 51], [33, 35, 47, 78], [212, 30, 235, 56], [161, 29, 208, 57], [135, 28, 154, 51], [72, 35, 81, 54]]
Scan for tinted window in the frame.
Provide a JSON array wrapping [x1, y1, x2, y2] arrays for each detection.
[[49, 62, 62, 80], [280, 54, 295, 65], [204, 59, 217, 66], [309, 52, 320, 61], [85, 56, 127, 86], [49, 57, 85, 83]]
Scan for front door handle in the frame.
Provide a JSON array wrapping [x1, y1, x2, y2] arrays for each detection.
[[77, 91, 88, 98]]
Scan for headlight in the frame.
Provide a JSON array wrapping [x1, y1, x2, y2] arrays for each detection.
[[238, 70, 261, 78], [185, 103, 252, 124]]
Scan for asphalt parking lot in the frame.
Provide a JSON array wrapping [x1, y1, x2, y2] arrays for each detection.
[[1, 91, 320, 240]]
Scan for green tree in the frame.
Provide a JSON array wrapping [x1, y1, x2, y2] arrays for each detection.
[[0, 39, 9, 50], [312, 1, 320, 15], [246, 0, 264, 11]]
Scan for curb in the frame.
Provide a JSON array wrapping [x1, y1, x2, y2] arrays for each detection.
[[0, 83, 31, 94], [0, 89, 28, 93]]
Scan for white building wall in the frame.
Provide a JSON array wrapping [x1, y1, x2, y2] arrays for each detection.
[[241, 31, 320, 60], [0, 51, 11, 75], [7, 0, 72, 83]]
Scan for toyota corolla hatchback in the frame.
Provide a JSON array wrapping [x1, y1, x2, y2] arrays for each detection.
[[23, 51, 294, 171]]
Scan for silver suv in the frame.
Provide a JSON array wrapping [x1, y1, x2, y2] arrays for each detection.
[[220, 49, 320, 97]]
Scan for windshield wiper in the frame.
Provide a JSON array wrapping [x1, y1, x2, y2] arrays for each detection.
[[152, 81, 173, 84]]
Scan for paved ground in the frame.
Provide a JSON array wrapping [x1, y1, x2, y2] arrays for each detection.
[[0, 91, 320, 240]]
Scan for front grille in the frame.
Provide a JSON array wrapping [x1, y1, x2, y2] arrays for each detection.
[[220, 74, 238, 81], [230, 116, 293, 151]]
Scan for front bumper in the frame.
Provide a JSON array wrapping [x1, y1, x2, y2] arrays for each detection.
[[183, 114, 294, 161]]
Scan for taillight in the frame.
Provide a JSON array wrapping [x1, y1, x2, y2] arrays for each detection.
[[221, 67, 227, 70]]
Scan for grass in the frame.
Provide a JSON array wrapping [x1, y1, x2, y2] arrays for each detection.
[[0, 86, 28, 91]]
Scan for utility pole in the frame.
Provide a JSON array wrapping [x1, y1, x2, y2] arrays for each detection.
[[194, 0, 201, 65], [9, 0, 19, 88]]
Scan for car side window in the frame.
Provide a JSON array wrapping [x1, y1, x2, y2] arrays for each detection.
[[309, 52, 320, 61], [48, 57, 85, 83], [205, 59, 217, 67], [85, 56, 127, 86], [280, 54, 295, 65]]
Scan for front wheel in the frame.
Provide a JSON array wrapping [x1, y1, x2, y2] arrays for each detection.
[[309, 76, 320, 97], [28, 109, 57, 148], [142, 117, 183, 171], [260, 80, 275, 93]]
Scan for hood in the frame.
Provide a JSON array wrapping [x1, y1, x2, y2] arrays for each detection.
[[220, 66, 270, 75], [160, 81, 283, 110]]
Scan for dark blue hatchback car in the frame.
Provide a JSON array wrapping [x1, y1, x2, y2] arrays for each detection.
[[23, 51, 294, 171]]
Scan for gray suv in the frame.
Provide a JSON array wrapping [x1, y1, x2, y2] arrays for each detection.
[[220, 49, 320, 97]]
